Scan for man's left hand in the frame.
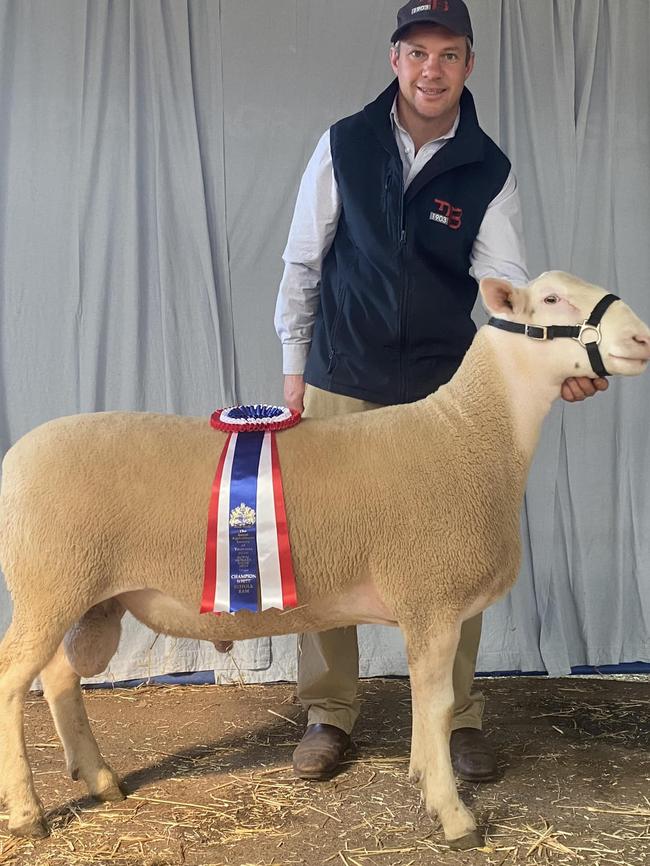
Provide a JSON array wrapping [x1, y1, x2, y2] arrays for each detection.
[[561, 376, 609, 402]]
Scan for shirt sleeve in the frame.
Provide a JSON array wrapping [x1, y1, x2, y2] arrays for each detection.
[[274, 130, 342, 375], [470, 169, 529, 286]]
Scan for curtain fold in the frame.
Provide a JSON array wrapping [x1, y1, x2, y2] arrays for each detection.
[[483, 0, 650, 675], [0, 0, 239, 673]]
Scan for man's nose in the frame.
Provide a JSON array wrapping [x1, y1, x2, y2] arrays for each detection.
[[421, 55, 442, 77]]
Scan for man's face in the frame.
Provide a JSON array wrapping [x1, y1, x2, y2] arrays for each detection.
[[390, 25, 474, 134]]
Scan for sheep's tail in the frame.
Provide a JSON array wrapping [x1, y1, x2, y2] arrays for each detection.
[[63, 599, 125, 678]]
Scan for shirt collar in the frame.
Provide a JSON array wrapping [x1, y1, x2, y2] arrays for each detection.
[[390, 96, 460, 146]]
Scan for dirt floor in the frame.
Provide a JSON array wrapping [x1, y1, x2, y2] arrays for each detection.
[[1, 676, 648, 866]]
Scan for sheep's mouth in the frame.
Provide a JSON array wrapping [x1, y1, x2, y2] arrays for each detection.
[[607, 354, 649, 369]]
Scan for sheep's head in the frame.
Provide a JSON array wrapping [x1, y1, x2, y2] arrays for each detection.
[[480, 271, 650, 379]]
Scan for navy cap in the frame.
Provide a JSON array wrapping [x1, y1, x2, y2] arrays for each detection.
[[391, 0, 474, 45]]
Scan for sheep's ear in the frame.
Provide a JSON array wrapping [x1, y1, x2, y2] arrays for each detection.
[[480, 277, 523, 317]]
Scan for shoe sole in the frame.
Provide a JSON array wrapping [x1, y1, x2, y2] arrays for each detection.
[[455, 770, 499, 783], [293, 769, 338, 781]]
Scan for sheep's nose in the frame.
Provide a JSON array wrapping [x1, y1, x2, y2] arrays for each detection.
[[633, 330, 650, 357]]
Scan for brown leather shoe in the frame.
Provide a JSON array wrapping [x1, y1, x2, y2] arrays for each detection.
[[450, 728, 498, 782], [292, 723, 352, 780]]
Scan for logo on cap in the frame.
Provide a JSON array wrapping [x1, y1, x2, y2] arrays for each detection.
[[411, 2, 450, 17]]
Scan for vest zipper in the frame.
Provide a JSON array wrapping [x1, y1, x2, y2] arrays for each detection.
[[383, 177, 391, 232], [327, 280, 348, 374], [398, 193, 408, 402]]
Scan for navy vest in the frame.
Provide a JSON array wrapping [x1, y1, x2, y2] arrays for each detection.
[[304, 81, 511, 405]]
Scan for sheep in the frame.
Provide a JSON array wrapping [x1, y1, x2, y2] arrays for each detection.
[[0, 271, 648, 849]]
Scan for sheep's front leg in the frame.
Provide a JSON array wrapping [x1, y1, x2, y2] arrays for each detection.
[[407, 624, 481, 849], [40, 645, 124, 803]]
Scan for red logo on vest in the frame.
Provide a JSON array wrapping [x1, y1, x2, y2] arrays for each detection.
[[430, 198, 462, 230]]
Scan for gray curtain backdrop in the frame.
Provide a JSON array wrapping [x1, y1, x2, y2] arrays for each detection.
[[0, 0, 648, 683]]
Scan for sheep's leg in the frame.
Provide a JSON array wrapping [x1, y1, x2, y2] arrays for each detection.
[[40, 644, 124, 803], [407, 625, 481, 849], [0, 623, 56, 838]]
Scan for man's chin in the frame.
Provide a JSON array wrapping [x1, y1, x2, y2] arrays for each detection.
[[414, 103, 452, 123], [414, 93, 450, 113]]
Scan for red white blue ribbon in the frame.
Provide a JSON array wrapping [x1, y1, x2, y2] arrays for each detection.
[[201, 406, 299, 614]]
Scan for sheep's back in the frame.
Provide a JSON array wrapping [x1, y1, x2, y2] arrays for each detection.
[[0, 412, 226, 600]]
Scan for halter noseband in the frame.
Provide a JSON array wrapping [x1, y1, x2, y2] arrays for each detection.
[[487, 293, 620, 377]]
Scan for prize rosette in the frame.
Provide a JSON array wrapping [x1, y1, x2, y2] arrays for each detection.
[[211, 404, 301, 433], [202, 405, 299, 616]]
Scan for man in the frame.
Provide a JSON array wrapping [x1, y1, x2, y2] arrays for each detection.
[[275, 0, 606, 784]]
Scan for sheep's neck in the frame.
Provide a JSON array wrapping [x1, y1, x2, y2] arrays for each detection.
[[438, 327, 561, 469]]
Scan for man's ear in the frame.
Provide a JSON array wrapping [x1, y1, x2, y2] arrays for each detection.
[[464, 51, 475, 80], [480, 277, 522, 317], [389, 46, 399, 75]]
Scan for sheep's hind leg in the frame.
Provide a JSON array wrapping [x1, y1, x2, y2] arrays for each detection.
[[406, 624, 481, 850], [40, 644, 125, 804], [0, 622, 57, 837]]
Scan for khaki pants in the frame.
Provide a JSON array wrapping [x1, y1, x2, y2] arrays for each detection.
[[297, 384, 485, 735]]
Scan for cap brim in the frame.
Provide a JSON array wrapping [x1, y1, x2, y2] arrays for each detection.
[[390, 22, 472, 45]]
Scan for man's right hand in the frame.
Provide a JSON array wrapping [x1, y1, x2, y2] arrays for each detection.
[[284, 374, 306, 413]]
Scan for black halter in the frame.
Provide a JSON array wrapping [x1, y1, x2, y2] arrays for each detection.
[[487, 294, 620, 377]]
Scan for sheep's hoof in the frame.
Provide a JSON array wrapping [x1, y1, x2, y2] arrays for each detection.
[[94, 782, 126, 803], [408, 766, 421, 783], [446, 829, 483, 850], [9, 816, 50, 839]]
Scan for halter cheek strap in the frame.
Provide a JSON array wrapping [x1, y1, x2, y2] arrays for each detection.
[[581, 294, 620, 377], [487, 293, 620, 377]]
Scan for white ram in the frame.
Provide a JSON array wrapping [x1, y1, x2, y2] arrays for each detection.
[[0, 272, 648, 848]]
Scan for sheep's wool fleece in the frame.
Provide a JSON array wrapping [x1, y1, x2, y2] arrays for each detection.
[[0, 331, 526, 659]]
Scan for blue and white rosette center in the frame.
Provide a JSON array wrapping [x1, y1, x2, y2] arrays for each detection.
[[217, 404, 293, 428]]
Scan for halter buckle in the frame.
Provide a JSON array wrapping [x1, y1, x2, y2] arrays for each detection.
[[525, 324, 548, 340], [576, 321, 602, 348]]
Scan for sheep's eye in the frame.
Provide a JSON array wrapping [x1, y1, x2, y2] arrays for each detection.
[[544, 294, 560, 304]]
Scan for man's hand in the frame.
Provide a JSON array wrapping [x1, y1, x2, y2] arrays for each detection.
[[213, 640, 233, 654], [284, 374, 306, 413], [561, 376, 609, 402]]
